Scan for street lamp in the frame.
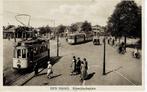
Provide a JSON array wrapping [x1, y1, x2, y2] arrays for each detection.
[[103, 37, 106, 75], [103, 31, 106, 75]]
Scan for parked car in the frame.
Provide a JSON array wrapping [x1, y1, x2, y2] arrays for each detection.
[[93, 36, 100, 45]]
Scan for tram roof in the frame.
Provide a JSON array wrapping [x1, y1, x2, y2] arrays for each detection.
[[16, 38, 48, 47], [68, 33, 86, 36]]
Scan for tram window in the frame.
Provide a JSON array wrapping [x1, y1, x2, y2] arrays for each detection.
[[17, 49, 21, 58], [69, 36, 74, 39], [22, 49, 26, 58]]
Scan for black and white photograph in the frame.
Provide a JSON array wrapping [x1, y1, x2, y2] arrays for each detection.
[[2, 0, 143, 89]]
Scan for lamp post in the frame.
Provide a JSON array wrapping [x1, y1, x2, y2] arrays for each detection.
[[103, 37, 106, 75], [102, 26, 107, 76], [57, 33, 59, 57]]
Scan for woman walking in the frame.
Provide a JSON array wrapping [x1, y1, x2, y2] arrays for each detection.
[[80, 58, 88, 81]]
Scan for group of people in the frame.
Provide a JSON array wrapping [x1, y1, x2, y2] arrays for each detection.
[[71, 56, 88, 81], [107, 37, 115, 46], [118, 42, 126, 54], [107, 37, 141, 59]]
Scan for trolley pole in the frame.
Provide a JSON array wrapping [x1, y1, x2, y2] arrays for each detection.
[[103, 37, 106, 75]]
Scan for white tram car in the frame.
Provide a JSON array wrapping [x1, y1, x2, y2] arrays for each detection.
[[67, 33, 93, 44], [13, 38, 50, 70]]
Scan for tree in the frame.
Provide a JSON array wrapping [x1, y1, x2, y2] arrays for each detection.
[[46, 25, 51, 33], [81, 21, 92, 33], [39, 25, 51, 34], [107, 1, 141, 45], [70, 23, 78, 33], [57, 25, 66, 33], [15, 26, 30, 38]]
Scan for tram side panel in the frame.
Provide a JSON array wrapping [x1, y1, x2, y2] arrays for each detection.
[[13, 58, 28, 69], [76, 35, 85, 43]]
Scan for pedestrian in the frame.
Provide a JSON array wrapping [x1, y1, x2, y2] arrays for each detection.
[[76, 57, 82, 74], [121, 42, 126, 52], [83, 58, 88, 70], [107, 38, 110, 44], [80, 60, 87, 82], [33, 62, 39, 76], [47, 61, 53, 79], [70, 56, 77, 75], [112, 38, 115, 46], [3, 73, 6, 85]]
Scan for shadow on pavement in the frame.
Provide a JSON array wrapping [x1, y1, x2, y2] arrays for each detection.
[[105, 70, 114, 75], [36, 72, 47, 76], [51, 56, 63, 66], [50, 74, 62, 79], [71, 40, 92, 45], [85, 72, 95, 80], [43, 82, 49, 85], [105, 66, 123, 75]]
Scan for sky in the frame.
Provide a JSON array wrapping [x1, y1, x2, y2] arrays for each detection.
[[3, 0, 142, 27]]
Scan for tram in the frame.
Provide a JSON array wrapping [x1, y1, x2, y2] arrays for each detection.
[[12, 38, 50, 70], [67, 33, 93, 44]]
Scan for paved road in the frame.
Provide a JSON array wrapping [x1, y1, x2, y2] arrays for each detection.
[[24, 37, 142, 85]]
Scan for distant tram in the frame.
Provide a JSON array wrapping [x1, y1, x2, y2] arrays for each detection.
[[13, 38, 50, 70], [67, 33, 93, 44]]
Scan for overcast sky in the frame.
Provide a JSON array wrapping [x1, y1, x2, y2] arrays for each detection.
[[3, 0, 142, 27]]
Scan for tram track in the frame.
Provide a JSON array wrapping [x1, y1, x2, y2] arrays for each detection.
[[5, 69, 29, 85], [5, 55, 60, 86]]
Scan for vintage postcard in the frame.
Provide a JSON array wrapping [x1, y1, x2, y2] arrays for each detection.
[[1, 0, 144, 91]]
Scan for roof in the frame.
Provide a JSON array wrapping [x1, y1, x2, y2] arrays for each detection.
[[16, 38, 48, 47], [3, 27, 15, 33], [68, 33, 86, 36]]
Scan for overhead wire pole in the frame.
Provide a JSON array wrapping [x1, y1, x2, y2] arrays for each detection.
[[48, 19, 54, 59], [103, 37, 106, 75], [55, 20, 59, 57], [103, 29, 106, 75], [50, 19, 59, 57]]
